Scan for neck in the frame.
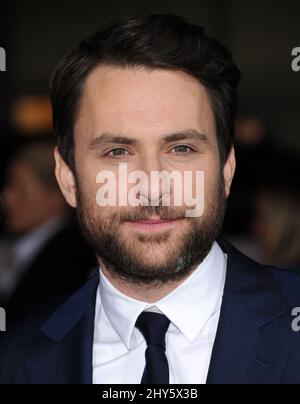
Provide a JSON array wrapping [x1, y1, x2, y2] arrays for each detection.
[[99, 259, 197, 303]]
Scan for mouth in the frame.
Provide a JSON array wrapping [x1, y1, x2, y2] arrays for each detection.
[[126, 216, 183, 232]]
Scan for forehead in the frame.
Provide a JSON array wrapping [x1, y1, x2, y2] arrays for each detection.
[[75, 65, 216, 143]]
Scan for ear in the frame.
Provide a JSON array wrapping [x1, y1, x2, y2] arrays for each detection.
[[223, 147, 236, 198], [54, 147, 77, 208]]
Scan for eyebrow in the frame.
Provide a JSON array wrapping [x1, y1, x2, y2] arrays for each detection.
[[163, 130, 209, 144], [88, 129, 209, 149]]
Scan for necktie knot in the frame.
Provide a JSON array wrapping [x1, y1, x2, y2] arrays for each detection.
[[136, 312, 170, 350]]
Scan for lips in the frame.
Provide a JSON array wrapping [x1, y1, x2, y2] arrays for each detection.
[[127, 217, 181, 232], [134, 218, 175, 224]]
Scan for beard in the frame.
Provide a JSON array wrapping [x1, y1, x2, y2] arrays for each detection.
[[76, 176, 226, 286]]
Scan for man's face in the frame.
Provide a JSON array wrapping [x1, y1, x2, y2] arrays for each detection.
[[56, 66, 235, 284]]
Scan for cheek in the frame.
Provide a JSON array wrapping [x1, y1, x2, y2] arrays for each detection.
[[76, 159, 103, 201], [203, 162, 222, 207], [77, 170, 120, 220], [191, 156, 220, 197], [79, 161, 138, 210]]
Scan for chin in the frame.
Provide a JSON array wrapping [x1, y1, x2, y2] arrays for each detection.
[[136, 250, 174, 267]]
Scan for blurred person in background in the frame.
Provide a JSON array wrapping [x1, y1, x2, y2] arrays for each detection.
[[0, 139, 96, 320], [252, 155, 300, 272], [254, 188, 300, 271], [226, 118, 300, 269], [224, 116, 271, 262]]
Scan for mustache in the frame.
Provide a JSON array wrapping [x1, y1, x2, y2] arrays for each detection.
[[118, 206, 189, 222]]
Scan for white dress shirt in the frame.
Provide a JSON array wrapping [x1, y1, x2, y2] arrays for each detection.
[[93, 242, 227, 384]]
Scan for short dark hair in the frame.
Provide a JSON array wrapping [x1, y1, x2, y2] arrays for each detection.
[[50, 14, 241, 169]]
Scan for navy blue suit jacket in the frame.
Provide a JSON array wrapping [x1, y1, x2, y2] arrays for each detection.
[[1, 239, 300, 384]]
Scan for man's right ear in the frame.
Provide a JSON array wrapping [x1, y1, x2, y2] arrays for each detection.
[[54, 147, 77, 208]]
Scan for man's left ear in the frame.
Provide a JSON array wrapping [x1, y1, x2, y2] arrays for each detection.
[[223, 147, 236, 197]]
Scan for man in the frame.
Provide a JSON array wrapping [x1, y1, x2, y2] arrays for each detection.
[[0, 141, 96, 320], [1, 14, 300, 384]]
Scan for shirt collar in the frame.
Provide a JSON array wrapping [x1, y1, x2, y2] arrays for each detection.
[[99, 241, 227, 349]]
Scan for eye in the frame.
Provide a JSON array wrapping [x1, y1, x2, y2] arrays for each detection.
[[171, 145, 194, 154], [107, 148, 129, 157]]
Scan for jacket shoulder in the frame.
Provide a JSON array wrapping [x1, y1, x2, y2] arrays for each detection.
[[0, 270, 99, 384], [219, 238, 300, 307], [268, 266, 300, 308], [0, 295, 69, 384]]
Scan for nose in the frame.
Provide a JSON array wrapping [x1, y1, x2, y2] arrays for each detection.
[[136, 153, 171, 207]]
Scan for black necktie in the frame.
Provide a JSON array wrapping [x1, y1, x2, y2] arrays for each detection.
[[135, 311, 171, 384]]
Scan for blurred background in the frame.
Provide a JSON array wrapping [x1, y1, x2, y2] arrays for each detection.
[[0, 0, 300, 319]]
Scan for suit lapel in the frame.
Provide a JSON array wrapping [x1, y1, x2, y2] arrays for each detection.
[[207, 240, 291, 384], [25, 271, 99, 384]]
